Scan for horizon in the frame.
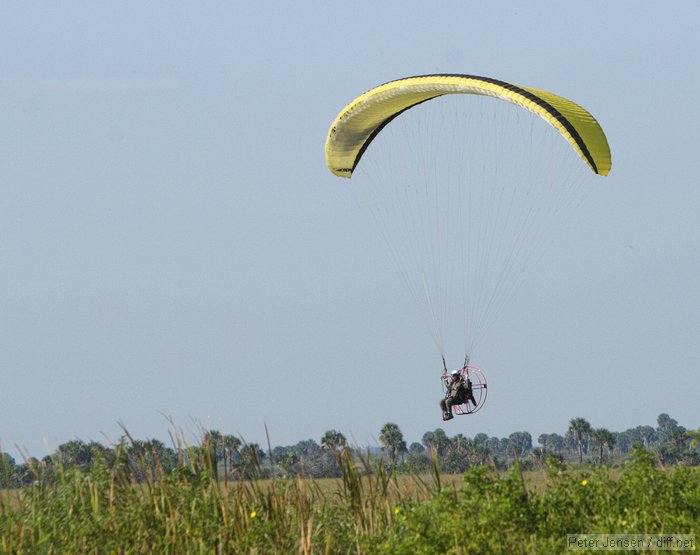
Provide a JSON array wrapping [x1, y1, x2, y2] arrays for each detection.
[[3, 410, 693, 461]]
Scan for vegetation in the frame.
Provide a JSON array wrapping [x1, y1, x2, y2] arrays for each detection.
[[3, 413, 697, 488], [0, 414, 697, 552], [1, 443, 698, 552]]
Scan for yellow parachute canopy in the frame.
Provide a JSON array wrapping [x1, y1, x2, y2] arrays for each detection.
[[325, 74, 611, 177]]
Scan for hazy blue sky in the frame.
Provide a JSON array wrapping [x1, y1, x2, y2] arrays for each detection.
[[2, 2, 698, 458]]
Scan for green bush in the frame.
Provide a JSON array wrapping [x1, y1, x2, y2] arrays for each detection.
[[1, 446, 698, 553]]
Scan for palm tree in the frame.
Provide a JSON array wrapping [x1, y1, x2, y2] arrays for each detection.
[[55, 440, 93, 470], [548, 433, 565, 454], [590, 428, 613, 464], [239, 443, 266, 479], [529, 448, 546, 467], [422, 429, 449, 457], [638, 425, 657, 448], [379, 422, 406, 466], [508, 431, 532, 458], [201, 430, 223, 462], [606, 433, 617, 460], [222, 434, 242, 474], [670, 428, 689, 452], [569, 417, 591, 463], [689, 428, 700, 449], [320, 429, 346, 452], [656, 413, 679, 443], [275, 448, 298, 478]]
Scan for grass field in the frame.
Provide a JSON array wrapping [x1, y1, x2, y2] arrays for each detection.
[[1, 447, 698, 553]]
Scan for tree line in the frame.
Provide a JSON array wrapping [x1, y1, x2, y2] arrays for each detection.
[[1, 413, 697, 487]]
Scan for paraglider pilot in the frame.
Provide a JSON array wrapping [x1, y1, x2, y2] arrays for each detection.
[[440, 369, 474, 421]]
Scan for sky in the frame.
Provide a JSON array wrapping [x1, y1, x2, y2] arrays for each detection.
[[2, 2, 699, 459]]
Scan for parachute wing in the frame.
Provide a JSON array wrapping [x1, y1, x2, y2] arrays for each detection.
[[325, 74, 611, 177]]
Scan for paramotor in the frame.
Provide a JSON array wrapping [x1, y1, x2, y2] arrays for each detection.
[[325, 73, 611, 416]]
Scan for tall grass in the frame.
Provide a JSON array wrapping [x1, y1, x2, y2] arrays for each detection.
[[1, 439, 698, 554]]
